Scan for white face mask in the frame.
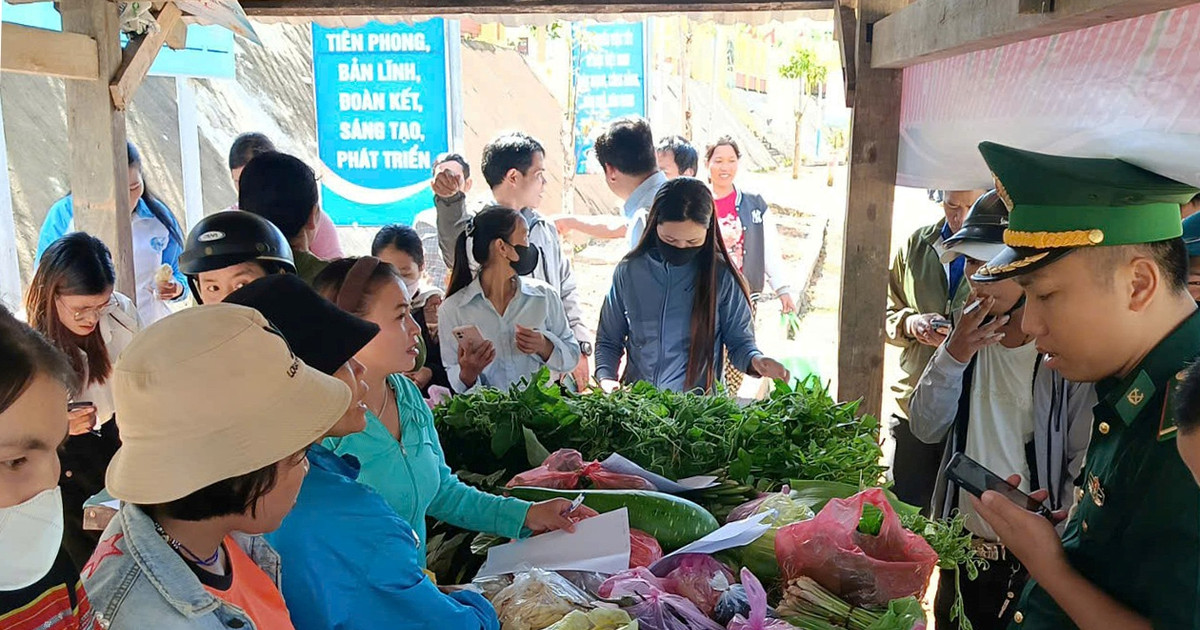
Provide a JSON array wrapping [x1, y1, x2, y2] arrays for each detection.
[[404, 279, 421, 299], [0, 487, 64, 590]]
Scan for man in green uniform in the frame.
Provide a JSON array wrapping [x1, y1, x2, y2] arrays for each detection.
[[968, 142, 1200, 630]]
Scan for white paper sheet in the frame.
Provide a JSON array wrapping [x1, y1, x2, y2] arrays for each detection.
[[477, 508, 632, 578], [649, 511, 774, 576], [600, 453, 719, 493]]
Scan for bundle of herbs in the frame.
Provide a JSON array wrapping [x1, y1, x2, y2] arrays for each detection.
[[433, 369, 886, 494]]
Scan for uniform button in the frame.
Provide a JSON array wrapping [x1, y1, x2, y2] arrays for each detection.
[[1178, 370, 1189, 381], [227, 620, 245, 629], [1075, 487, 1084, 502], [1014, 611, 1024, 624], [1098, 422, 1110, 435], [64, 470, 73, 478], [1082, 520, 1089, 533]]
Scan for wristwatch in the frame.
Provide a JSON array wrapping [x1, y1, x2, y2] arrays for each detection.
[[579, 341, 593, 357]]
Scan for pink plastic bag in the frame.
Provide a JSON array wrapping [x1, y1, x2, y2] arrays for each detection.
[[728, 569, 797, 630], [630, 529, 664, 569], [599, 569, 725, 630], [774, 488, 938, 607], [661, 555, 734, 616], [507, 450, 656, 490]]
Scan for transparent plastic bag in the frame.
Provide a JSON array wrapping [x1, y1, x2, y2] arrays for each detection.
[[727, 486, 813, 525], [599, 569, 725, 630], [775, 489, 937, 607], [491, 569, 594, 630], [545, 608, 638, 630], [726, 569, 796, 630]]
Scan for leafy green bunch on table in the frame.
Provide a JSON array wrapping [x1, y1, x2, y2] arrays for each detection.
[[434, 369, 886, 505]]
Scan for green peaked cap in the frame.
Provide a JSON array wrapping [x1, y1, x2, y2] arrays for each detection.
[[973, 142, 1199, 281]]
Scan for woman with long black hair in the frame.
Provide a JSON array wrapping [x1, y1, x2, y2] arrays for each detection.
[[437, 205, 580, 393], [36, 141, 188, 325], [595, 177, 790, 394], [24, 232, 140, 570]]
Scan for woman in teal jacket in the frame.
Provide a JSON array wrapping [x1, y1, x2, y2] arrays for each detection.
[[314, 257, 575, 563]]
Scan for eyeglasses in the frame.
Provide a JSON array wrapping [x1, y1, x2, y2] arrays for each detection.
[[58, 296, 117, 323]]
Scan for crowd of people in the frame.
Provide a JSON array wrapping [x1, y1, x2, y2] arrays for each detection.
[[883, 146, 1200, 630], [8, 110, 1200, 630], [2, 116, 795, 629]]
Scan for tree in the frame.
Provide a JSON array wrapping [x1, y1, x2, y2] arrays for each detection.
[[779, 47, 828, 179]]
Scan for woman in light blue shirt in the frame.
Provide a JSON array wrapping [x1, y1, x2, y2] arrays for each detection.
[[438, 205, 581, 393], [36, 142, 188, 326], [314, 256, 574, 563]]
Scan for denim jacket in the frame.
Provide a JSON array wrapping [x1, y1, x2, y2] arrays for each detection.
[[83, 504, 285, 630]]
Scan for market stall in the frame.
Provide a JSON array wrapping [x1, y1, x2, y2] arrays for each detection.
[[418, 370, 983, 630]]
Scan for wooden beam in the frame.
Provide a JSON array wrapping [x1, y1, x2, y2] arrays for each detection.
[[61, 0, 137, 301], [110, 3, 183, 111], [833, 0, 856, 108], [873, 0, 1200, 69], [240, 0, 833, 15], [836, 0, 906, 419], [165, 18, 189, 50], [0, 23, 99, 80]]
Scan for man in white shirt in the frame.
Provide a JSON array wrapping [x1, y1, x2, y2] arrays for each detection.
[[908, 190, 1092, 630]]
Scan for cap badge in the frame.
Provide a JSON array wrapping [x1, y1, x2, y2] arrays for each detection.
[[198, 230, 225, 242]]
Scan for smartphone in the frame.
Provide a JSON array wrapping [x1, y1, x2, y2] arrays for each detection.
[[452, 325, 485, 349], [945, 452, 1053, 520], [68, 401, 94, 411], [930, 317, 952, 333]]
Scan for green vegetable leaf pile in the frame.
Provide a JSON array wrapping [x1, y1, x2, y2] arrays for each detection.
[[433, 368, 886, 491]]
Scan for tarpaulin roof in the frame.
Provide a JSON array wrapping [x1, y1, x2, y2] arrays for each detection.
[[898, 4, 1200, 190]]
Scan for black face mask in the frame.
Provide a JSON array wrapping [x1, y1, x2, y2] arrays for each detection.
[[508, 243, 540, 276], [658, 241, 702, 266]]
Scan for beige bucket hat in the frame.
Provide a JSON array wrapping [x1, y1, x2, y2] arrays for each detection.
[[106, 303, 350, 504]]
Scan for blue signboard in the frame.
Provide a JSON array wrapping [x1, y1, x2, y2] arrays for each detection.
[[573, 22, 647, 175], [1, 1, 235, 79], [312, 20, 451, 226]]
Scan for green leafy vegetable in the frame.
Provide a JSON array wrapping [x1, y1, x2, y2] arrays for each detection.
[[434, 369, 886, 492], [857, 503, 884, 536]]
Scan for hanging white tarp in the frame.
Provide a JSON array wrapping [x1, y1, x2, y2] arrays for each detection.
[[898, 5, 1200, 190]]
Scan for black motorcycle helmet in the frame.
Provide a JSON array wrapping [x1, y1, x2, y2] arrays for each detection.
[[180, 211, 295, 301]]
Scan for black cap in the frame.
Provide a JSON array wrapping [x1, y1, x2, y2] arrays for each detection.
[[944, 190, 1009, 249], [225, 274, 379, 375], [180, 211, 296, 276]]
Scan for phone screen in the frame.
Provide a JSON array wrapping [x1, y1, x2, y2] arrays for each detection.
[[946, 453, 1051, 518]]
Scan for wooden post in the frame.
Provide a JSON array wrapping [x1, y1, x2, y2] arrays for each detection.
[[0, 97, 23, 312], [176, 77, 204, 232], [61, 0, 136, 301], [680, 17, 692, 140], [835, 0, 905, 418]]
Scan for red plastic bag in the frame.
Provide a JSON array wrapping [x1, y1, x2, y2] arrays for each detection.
[[630, 529, 663, 569], [566, 505, 663, 569], [661, 554, 734, 616], [774, 488, 937, 607], [727, 569, 797, 630], [507, 450, 656, 490], [508, 450, 590, 489], [599, 569, 725, 630]]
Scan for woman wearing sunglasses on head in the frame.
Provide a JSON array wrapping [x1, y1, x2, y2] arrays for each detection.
[[24, 232, 140, 570]]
